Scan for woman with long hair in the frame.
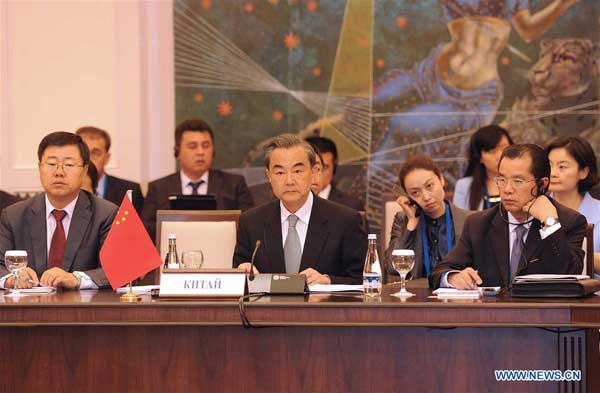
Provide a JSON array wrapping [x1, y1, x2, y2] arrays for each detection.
[[545, 136, 600, 274], [453, 125, 513, 210]]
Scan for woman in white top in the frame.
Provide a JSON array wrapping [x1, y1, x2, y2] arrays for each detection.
[[545, 136, 600, 273], [453, 125, 513, 210]]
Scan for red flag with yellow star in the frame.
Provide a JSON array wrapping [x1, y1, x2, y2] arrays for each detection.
[[100, 195, 162, 290]]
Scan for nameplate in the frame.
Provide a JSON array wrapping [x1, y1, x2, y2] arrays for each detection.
[[159, 269, 246, 298]]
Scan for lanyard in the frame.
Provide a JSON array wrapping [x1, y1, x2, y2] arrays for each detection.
[[483, 187, 491, 209], [421, 203, 453, 277]]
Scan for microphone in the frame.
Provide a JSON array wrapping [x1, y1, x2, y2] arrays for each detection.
[[248, 240, 261, 281]]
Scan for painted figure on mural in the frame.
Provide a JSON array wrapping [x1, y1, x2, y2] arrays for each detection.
[[371, 0, 580, 162]]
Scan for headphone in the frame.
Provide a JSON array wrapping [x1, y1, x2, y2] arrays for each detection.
[[498, 177, 548, 226]]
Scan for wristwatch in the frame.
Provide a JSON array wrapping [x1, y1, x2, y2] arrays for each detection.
[[543, 217, 558, 229]]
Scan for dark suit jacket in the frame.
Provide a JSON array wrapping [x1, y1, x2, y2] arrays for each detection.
[[429, 200, 587, 289], [328, 184, 364, 211], [0, 190, 21, 216], [385, 202, 470, 279], [0, 191, 118, 288], [103, 174, 144, 212], [233, 196, 367, 284], [141, 169, 255, 242]]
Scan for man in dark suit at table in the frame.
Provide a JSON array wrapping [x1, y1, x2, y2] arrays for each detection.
[[0, 132, 118, 290], [431, 144, 587, 289], [141, 118, 255, 242], [76, 126, 144, 212], [233, 134, 367, 285], [305, 136, 364, 211]]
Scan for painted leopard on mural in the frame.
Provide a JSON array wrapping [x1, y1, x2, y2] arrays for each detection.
[[502, 38, 599, 151]]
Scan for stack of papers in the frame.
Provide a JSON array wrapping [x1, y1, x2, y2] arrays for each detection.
[[309, 284, 363, 293], [12, 286, 56, 295], [514, 274, 589, 283], [432, 288, 481, 298]]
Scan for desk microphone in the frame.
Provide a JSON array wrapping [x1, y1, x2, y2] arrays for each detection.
[[248, 240, 261, 281]]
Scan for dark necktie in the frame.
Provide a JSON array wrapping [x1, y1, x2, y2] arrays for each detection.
[[48, 210, 67, 269], [509, 225, 528, 282], [189, 180, 205, 195]]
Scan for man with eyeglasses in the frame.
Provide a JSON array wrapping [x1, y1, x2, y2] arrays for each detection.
[[431, 144, 586, 289], [0, 132, 118, 290], [233, 134, 367, 285], [305, 136, 364, 211]]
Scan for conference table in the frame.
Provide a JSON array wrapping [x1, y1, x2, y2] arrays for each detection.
[[1, 282, 599, 393]]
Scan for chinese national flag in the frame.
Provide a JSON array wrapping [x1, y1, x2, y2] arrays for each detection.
[[100, 195, 162, 290]]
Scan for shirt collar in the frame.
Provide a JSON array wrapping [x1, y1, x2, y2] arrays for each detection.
[[281, 192, 314, 225], [180, 170, 209, 187], [45, 193, 79, 220], [97, 173, 107, 197], [318, 184, 332, 200], [507, 211, 533, 232]]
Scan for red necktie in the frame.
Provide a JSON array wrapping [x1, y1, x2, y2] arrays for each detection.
[[48, 210, 67, 269]]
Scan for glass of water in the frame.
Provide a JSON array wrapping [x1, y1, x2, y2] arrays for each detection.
[[390, 249, 415, 298], [182, 250, 204, 269], [4, 250, 28, 297]]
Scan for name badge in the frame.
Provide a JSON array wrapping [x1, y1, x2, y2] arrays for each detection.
[[159, 269, 246, 298]]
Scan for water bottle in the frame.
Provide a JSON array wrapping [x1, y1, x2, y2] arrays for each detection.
[[164, 233, 180, 269], [363, 234, 382, 296]]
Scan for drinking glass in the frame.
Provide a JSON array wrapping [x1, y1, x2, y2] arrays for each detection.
[[182, 250, 204, 269], [4, 250, 28, 297], [390, 249, 415, 298]]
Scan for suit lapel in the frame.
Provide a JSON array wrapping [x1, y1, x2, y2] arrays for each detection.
[[206, 170, 223, 208], [62, 192, 93, 272], [263, 203, 286, 273], [168, 173, 183, 195], [299, 197, 329, 272], [29, 195, 48, 272], [490, 209, 510, 287], [104, 175, 120, 203]]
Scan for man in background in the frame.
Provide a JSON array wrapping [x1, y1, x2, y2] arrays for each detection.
[[76, 126, 144, 211], [141, 118, 254, 241], [305, 136, 364, 211]]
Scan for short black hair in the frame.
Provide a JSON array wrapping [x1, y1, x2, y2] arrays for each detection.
[[174, 118, 214, 157], [545, 136, 599, 193], [75, 126, 111, 152], [499, 144, 550, 194], [37, 131, 90, 166], [305, 136, 338, 164], [86, 161, 99, 192]]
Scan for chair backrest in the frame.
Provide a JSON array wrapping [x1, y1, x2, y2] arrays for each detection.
[[382, 201, 402, 248], [582, 223, 594, 276], [157, 210, 241, 269]]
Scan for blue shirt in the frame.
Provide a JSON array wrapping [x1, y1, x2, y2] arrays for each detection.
[[578, 192, 600, 254]]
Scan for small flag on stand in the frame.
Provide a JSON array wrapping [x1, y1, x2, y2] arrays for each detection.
[[100, 195, 162, 290]]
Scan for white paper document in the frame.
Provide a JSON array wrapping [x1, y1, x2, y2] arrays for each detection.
[[14, 286, 56, 294], [309, 284, 364, 293], [116, 285, 160, 295], [432, 288, 481, 298]]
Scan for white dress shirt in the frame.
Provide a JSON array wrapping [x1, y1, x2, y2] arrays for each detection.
[[180, 171, 209, 195], [280, 192, 314, 252]]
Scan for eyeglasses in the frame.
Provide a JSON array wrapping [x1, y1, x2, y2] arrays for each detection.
[[493, 176, 537, 189], [40, 161, 85, 173]]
